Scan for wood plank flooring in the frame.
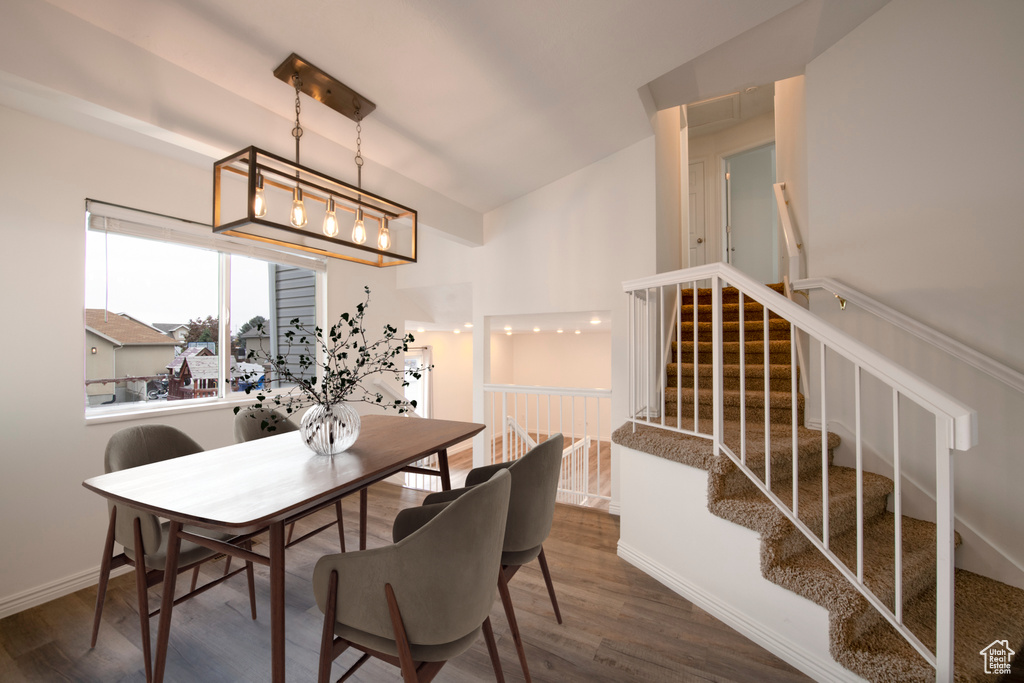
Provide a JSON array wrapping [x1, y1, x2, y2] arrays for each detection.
[[0, 483, 810, 682]]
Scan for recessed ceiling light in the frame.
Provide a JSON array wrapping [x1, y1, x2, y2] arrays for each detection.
[[453, 329, 460, 334], [575, 330, 581, 335], [590, 318, 601, 325], [533, 327, 540, 332], [506, 331, 512, 336], [504, 325, 512, 331], [417, 327, 425, 333], [557, 329, 564, 334], [464, 322, 473, 328]]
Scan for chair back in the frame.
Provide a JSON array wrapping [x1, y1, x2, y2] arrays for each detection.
[[234, 406, 298, 443], [502, 433, 564, 554], [314, 469, 511, 647], [104, 424, 203, 559]]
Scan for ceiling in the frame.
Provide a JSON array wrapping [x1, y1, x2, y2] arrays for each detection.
[[33, 0, 806, 214]]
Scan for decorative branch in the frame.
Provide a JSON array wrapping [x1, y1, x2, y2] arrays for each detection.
[[233, 286, 429, 431]]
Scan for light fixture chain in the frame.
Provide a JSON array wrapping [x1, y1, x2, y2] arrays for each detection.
[[292, 74, 303, 167], [354, 103, 363, 189]]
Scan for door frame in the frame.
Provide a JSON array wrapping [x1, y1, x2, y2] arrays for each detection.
[[718, 139, 776, 268]]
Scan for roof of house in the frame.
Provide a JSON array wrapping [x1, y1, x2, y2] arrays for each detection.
[[85, 309, 179, 346], [166, 345, 215, 371], [183, 356, 219, 380], [153, 322, 187, 334]]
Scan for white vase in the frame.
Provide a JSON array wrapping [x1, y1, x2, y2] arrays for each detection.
[[300, 403, 360, 455]]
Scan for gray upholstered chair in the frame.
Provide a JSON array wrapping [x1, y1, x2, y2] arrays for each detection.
[[90, 424, 258, 682], [419, 433, 565, 683], [234, 407, 347, 550], [312, 468, 512, 683]]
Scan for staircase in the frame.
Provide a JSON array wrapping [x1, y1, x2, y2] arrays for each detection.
[[615, 284, 1024, 682]]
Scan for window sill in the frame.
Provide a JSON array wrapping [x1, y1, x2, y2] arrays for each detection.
[[84, 394, 258, 426]]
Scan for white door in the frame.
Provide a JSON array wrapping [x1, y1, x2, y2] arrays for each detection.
[[687, 161, 706, 267], [723, 144, 778, 283]]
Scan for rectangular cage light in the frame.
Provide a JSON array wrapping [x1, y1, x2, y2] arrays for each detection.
[[213, 146, 417, 267]]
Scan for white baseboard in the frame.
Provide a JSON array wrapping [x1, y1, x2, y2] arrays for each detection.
[[607, 501, 621, 516], [616, 541, 867, 683], [0, 564, 130, 620]]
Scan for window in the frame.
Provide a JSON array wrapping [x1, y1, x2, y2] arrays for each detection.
[[84, 201, 325, 416]]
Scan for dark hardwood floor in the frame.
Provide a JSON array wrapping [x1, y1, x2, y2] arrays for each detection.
[[0, 483, 810, 682]]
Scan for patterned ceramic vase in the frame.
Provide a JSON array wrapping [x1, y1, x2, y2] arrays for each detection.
[[300, 402, 360, 455]]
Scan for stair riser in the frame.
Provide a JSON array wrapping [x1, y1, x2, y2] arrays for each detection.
[[665, 401, 804, 426], [711, 443, 836, 500], [683, 302, 787, 323], [679, 326, 793, 343], [680, 284, 787, 307], [672, 349, 794, 365], [667, 373, 795, 393]]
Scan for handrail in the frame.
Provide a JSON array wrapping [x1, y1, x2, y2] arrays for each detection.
[[792, 277, 1024, 396], [774, 182, 803, 284], [624, 263, 976, 450], [483, 383, 612, 399]]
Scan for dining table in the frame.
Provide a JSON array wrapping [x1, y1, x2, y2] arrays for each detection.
[[82, 414, 485, 683]]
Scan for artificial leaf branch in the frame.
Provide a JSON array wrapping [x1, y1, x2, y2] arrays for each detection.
[[233, 286, 429, 431]]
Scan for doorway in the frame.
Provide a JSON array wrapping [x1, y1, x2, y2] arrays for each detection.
[[723, 143, 778, 283]]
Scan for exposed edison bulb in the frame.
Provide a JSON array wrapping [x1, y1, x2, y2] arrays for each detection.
[[253, 174, 267, 218], [290, 187, 307, 228], [351, 208, 367, 244], [377, 217, 391, 250], [322, 197, 339, 237]]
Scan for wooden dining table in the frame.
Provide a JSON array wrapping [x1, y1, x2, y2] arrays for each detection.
[[82, 414, 484, 683]]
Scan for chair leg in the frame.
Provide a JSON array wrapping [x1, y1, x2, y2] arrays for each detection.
[[335, 500, 346, 552], [244, 540, 258, 620], [91, 507, 117, 648], [497, 567, 532, 683], [385, 583, 419, 683], [537, 546, 562, 625], [286, 522, 296, 545], [190, 566, 201, 592], [482, 616, 506, 683], [132, 520, 153, 683], [318, 571, 339, 683]]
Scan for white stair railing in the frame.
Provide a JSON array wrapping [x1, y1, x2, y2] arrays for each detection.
[[624, 262, 976, 682], [484, 384, 612, 507]]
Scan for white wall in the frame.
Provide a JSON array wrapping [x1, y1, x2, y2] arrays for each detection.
[[803, 0, 1024, 585], [410, 331, 474, 423], [0, 103, 410, 613], [774, 75, 808, 278]]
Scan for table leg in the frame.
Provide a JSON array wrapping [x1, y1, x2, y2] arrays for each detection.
[[153, 521, 183, 683], [269, 521, 286, 682], [437, 448, 452, 490], [359, 489, 368, 550]]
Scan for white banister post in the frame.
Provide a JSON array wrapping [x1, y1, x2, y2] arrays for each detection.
[[711, 275, 723, 455], [935, 417, 955, 682]]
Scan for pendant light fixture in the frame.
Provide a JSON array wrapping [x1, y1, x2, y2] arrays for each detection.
[[212, 53, 417, 267]]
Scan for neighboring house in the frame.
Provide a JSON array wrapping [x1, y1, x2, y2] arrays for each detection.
[[153, 322, 188, 344], [84, 309, 179, 404], [237, 326, 270, 359]]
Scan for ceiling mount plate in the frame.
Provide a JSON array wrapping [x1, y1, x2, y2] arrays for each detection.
[[273, 53, 376, 122]]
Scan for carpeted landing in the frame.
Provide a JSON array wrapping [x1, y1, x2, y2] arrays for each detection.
[[613, 285, 1024, 682]]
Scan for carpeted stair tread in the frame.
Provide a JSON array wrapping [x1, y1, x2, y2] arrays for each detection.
[[681, 283, 786, 306], [841, 568, 1024, 683], [665, 387, 805, 425], [672, 339, 794, 365], [668, 362, 796, 392], [710, 465, 893, 545], [679, 317, 793, 342], [683, 300, 787, 322]]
